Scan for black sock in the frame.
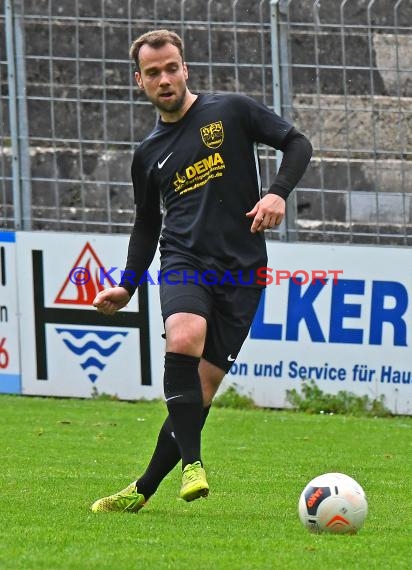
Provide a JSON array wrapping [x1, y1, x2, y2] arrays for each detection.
[[163, 352, 203, 468], [136, 407, 210, 499]]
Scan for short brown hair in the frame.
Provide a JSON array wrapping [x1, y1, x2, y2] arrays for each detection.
[[130, 29, 184, 70]]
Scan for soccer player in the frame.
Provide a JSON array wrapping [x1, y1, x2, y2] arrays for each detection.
[[91, 29, 312, 513]]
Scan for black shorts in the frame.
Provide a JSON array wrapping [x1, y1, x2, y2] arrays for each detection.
[[159, 268, 262, 373]]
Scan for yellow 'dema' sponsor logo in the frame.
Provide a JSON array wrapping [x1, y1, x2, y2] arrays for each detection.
[[173, 152, 225, 195], [200, 121, 224, 149]]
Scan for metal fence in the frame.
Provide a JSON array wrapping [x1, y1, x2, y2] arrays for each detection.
[[283, 0, 412, 245], [0, 0, 411, 244]]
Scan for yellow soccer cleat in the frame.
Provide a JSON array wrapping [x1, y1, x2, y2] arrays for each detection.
[[91, 481, 146, 513], [180, 461, 209, 502]]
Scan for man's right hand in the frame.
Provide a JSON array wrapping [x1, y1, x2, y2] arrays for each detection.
[[93, 286, 131, 315]]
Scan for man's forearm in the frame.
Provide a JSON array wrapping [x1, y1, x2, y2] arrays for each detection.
[[268, 127, 312, 200], [120, 213, 162, 297]]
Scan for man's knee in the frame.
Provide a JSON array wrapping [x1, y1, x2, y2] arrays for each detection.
[[167, 331, 202, 355], [165, 313, 206, 356]]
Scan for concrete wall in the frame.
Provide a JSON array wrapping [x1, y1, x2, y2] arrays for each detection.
[[0, 0, 411, 242]]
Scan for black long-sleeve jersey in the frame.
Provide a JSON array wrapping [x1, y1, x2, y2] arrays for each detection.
[[122, 93, 312, 294]]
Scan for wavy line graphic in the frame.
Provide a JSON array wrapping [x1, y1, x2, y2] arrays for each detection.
[[55, 329, 126, 341], [56, 328, 128, 383], [60, 339, 122, 357], [81, 357, 105, 371]]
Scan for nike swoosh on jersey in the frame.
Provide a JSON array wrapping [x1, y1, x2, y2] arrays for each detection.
[[157, 152, 173, 169], [227, 354, 236, 362]]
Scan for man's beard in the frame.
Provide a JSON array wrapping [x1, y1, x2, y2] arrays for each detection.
[[150, 88, 187, 115]]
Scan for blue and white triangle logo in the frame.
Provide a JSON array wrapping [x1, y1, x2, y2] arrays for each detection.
[[56, 328, 128, 383]]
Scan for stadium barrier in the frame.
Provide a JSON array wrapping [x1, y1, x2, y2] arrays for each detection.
[[1, 0, 411, 243], [1, 230, 410, 415]]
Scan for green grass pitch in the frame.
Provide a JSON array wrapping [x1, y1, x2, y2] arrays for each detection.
[[0, 395, 411, 569]]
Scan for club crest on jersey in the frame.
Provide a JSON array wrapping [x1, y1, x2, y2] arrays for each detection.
[[200, 121, 224, 149]]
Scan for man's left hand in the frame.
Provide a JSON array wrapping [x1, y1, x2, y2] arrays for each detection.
[[246, 194, 286, 233]]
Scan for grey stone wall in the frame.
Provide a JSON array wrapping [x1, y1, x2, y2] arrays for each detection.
[[0, 0, 411, 242], [285, 2, 412, 242]]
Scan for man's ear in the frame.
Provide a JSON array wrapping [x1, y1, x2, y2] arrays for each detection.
[[135, 71, 144, 89], [183, 62, 189, 81]]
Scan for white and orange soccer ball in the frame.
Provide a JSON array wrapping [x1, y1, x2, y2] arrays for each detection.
[[298, 473, 368, 534]]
